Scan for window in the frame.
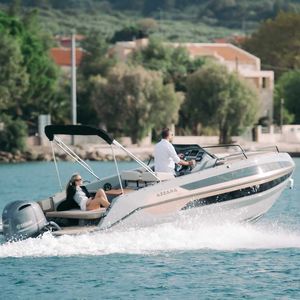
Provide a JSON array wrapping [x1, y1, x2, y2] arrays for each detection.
[[262, 77, 267, 89]]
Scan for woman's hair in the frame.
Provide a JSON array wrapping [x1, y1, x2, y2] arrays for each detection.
[[66, 173, 80, 193]]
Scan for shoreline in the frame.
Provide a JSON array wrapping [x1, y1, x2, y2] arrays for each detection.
[[0, 145, 154, 163], [0, 142, 300, 163]]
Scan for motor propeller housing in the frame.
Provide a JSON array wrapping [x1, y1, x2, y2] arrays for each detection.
[[2, 201, 48, 241]]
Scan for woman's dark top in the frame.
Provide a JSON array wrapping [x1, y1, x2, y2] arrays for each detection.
[[57, 185, 90, 211]]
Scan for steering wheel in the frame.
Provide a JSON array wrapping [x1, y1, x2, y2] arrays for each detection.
[[175, 164, 183, 174], [103, 182, 112, 191]]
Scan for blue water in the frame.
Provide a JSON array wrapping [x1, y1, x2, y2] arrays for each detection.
[[0, 160, 299, 299]]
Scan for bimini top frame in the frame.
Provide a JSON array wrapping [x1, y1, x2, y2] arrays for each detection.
[[45, 125, 160, 191], [45, 125, 114, 145]]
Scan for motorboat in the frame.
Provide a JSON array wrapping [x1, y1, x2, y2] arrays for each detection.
[[0, 125, 295, 241]]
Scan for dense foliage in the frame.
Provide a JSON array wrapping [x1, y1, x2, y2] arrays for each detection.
[[1, 2, 298, 150], [274, 70, 300, 125], [243, 11, 300, 124], [77, 31, 116, 125], [0, 11, 61, 124], [185, 63, 258, 143], [0, 114, 28, 153], [89, 64, 183, 144], [3, 0, 298, 27], [130, 38, 205, 91], [0, 29, 29, 112], [1, 0, 299, 42], [0, 10, 67, 152], [243, 12, 300, 79]]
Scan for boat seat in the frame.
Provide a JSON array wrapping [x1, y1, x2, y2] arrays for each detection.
[[141, 172, 174, 184], [46, 191, 67, 210], [46, 208, 106, 220], [121, 170, 142, 187], [38, 197, 55, 212]]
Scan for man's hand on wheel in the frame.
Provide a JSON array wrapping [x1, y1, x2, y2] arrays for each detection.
[[189, 160, 196, 167]]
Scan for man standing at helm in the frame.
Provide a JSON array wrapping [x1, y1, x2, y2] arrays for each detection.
[[154, 128, 195, 175]]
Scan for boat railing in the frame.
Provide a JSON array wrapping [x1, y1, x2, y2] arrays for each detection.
[[253, 145, 280, 153], [204, 144, 281, 164], [203, 144, 248, 159]]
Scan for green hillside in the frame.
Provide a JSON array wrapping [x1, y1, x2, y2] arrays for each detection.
[[0, 0, 299, 42], [36, 8, 236, 43]]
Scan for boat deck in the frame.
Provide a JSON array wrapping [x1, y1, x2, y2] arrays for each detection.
[[105, 188, 135, 196], [52, 225, 99, 236]]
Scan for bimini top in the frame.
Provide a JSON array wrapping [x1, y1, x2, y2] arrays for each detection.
[[45, 125, 114, 145]]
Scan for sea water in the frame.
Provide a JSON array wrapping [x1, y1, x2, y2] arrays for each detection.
[[0, 160, 299, 299]]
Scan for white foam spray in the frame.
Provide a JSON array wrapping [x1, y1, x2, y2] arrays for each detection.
[[0, 215, 299, 257]]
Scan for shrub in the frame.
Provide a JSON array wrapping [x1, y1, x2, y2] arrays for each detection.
[[0, 114, 28, 153]]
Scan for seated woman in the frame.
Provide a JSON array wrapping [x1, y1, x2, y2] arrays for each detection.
[[57, 173, 110, 211]]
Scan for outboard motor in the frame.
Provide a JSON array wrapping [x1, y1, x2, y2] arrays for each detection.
[[2, 201, 49, 241]]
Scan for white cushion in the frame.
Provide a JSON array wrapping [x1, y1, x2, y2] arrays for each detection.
[[141, 172, 174, 182], [46, 208, 106, 220], [121, 171, 141, 181]]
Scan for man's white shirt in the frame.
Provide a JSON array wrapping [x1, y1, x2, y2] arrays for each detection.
[[154, 139, 180, 174]]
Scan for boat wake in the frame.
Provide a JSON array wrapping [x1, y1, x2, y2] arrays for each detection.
[[0, 216, 299, 257]]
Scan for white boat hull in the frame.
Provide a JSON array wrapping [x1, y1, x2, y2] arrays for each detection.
[[100, 179, 289, 230], [99, 152, 294, 230]]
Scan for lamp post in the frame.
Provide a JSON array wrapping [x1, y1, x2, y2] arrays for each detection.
[[280, 98, 284, 131], [71, 30, 77, 145]]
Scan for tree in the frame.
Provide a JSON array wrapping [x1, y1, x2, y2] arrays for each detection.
[[77, 31, 116, 125], [131, 38, 173, 78], [8, 0, 21, 16], [0, 11, 63, 130], [49, 77, 72, 124], [0, 114, 28, 153], [185, 63, 258, 143], [80, 31, 115, 78], [130, 37, 204, 91], [89, 64, 183, 143], [130, 38, 205, 134], [109, 0, 144, 11], [243, 12, 300, 78], [274, 70, 300, 124], [0, 31, 29, 112], [136, 18, 158, 35], [18, 11, 60, 124], [142, 0, 175, 15], [110, 25, 147, 44]]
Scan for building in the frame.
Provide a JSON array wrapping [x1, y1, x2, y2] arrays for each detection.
[[111, 38, 274, 122], [50, 48, 85, 73], [50, 35, 85, 73], [54, 34, 85, 48]]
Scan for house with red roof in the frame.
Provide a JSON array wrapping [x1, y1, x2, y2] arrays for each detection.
[[50, 47, 84, 72], [50, 35, 85, 73]]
